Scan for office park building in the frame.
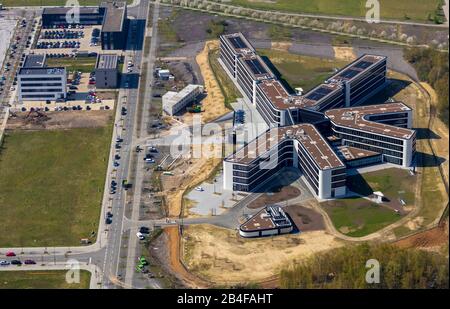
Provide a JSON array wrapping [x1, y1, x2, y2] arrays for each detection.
[[220, 33, 416, 200]]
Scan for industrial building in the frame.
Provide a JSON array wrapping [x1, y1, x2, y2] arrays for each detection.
[[239, 205, 293, 238], [162, 84, 204, 116], [219, 33, 416, 200], [18, 54, 67, 102], [95, 54, 119, 88], [41, 1, 128, 50]]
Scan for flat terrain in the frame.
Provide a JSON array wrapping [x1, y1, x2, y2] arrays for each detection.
[[46, 58, 97, 74], [230, 0, 441, 22], [0, 270, 90, 289], [257, 48, 348, 92], [247, 185, 301, 209], [0, 122, 113, 247], [1, 0, 132, 6], [322, 168, 416, 237], [181, 224, 342, 285], [323, 197, 401, 237]]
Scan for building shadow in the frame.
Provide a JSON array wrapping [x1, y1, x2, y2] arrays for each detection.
[[259, 55, 295, 94], [362, 78, 411, 105], [120, 72, 140, 89], [346, 172, 373, 197], [415, 152, 446, 168], [252, 167, 301, 193], [414, 127, 441, 140], [126, 19, 146, 51]]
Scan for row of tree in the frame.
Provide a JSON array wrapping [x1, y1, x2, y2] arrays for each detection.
[[280, 243, 448, 289], [404, 48, 449, 127]]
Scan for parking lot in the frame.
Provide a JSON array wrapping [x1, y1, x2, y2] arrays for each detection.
[[32, 25, 102, 56]]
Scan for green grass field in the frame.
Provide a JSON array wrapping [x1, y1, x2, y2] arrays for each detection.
[[46, 57, 97, 73], [323, 198, 401, 237], [1, 0, 132, 6], [347, 168, 416, 205], [231, 0, 442, 22], [0, 125, 113, 247], [0, 270, 91, 289], [323, 168, 416, 237], [209, 49, 241, 109], [257, 49, 348, 92]]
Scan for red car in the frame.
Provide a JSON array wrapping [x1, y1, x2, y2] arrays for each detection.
[[5, 251, 15, 257]]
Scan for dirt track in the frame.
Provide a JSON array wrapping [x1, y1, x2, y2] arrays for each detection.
[[6, 111, 114, 131]]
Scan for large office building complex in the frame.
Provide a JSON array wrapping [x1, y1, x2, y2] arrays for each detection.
[[18, 54, 67, 101], [325, 103, 416, 168], [219, 33, 416, 200], [42, 1, 128, 50]]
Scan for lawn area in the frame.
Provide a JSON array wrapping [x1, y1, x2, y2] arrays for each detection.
[[0, 270, 91, 289], [231, 0, 442, 22], [347, 168, 416, 206], [257, 49, 348, 92], [323, 197, 401, 237], [322, 168, 416, 237], [208, 48, 241, 109], [0, 125, 113, 247], [1, 0, 132, 6], [46, 57, 97, 73]]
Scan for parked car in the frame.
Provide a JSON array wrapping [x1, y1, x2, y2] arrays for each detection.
[[5, 251, 15, 257], [24, 260, 36, 265], [0, 260, 10, 266], [136, 232, 145, 240], [10, 260, 22, 265], [139, 226, 150, 234]]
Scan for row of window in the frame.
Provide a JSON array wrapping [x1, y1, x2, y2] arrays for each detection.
[[21, 88, 64, 93], [333, 126, 405, 146], [20, 83, 63, 87], [20, 77, 64, 82]]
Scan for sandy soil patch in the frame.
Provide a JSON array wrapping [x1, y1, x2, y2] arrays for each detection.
[[6, 110, 114, 131], [181, 224, 343, 285], [396, 220, 448, 249], [195, 40, 231, 123], [333, 46, 356, 61], [405, 216, 425, 231], [271, 41, 292, 52]]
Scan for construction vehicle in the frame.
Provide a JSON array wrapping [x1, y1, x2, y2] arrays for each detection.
[[187, 104, 202, 113]]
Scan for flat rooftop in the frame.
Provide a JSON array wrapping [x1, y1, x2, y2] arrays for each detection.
[[23, 54, 46, 68], [226, 123, 345, 170], [335, 145, 381, 162], [101, 1, 127, 32], [325, 102, 415, 140], [96, 54, 119, 69], [258, 80, 342, 110], [240, 205, 292, 233], [327, 54, 386, 83], [42, 7, 101, 15], [163, 84, 203, 104], [239, 54, 274, 80], [221, 32, 255, 55], [19, 67, 66, 76]]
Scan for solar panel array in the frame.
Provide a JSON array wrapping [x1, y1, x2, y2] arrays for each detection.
[[305, 86, 333, 101], [245, 58, 267, 75], [229, 36, 247, 49]]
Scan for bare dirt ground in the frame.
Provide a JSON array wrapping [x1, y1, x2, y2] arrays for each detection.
[[271, 41, 292, 52], [162, 152, 222, 217], [247, 185, 301, 209], [181, 224, 343, 285], [395, 220, 448, 250], [194, 40, 231, 123], [284, 204, 326, 232], [333, 46, 356, 61], [6, 110, 114, 131]]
